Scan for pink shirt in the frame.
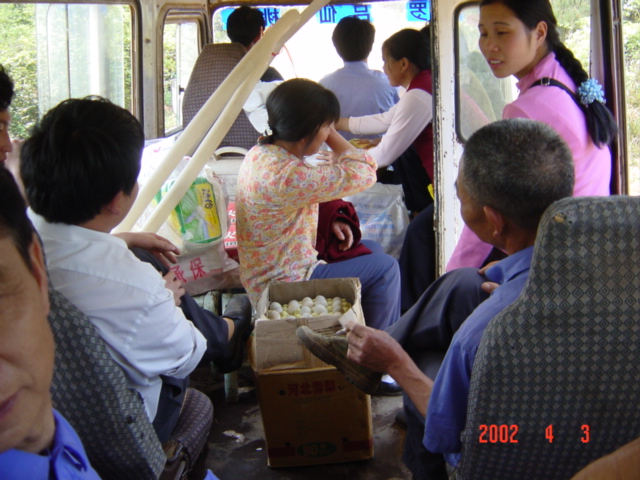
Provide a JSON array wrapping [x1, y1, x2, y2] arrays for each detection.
[[236, 144, 377, 306], [448, 53, 612, 271]]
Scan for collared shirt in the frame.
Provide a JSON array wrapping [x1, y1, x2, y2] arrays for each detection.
[[423, 247, 534, 466], [347, 70, 432, 168], [236, 144, 376, 306], [28, 211, 207, 420], [447, 53, 611, 272], [320, 61, 399, 140], [0, 410, 102, 479]]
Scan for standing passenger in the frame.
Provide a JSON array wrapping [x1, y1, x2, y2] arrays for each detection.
[[236, 79, 401, 330], [320, 16, 399, 141], [335, 27, 433, 214], [447, 0, 617, 271]]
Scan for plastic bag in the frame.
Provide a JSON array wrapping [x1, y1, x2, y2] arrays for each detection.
[[344, 183, 410, 259]]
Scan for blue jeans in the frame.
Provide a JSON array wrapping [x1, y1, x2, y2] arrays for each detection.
[[310, 240, 401, 330]]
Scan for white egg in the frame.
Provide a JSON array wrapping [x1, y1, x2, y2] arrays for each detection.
[[301, 297, 314, 308], [287, 300, 300, 314], [266, 310, 281, 320], [269, 302, 283, 312], [313, 304, 328, 315], [300, 306, 312, 315], [314, 295, 327, 306]]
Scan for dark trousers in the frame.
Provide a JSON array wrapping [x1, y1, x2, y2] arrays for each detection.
[[131, 247, 229, 442], [385, 268, 490, 479]]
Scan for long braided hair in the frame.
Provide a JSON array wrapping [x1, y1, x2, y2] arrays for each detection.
[[480, 0, 617, 146]]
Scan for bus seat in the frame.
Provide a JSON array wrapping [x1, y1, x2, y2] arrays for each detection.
[[182, 43, 259, 151], [48, 287, 213, 480], [453, 196, 640, 480]]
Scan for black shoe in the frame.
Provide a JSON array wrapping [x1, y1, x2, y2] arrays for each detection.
[[296, 326, 382, 395], [215, 295, 253, 374], [375, 374, 403, 396]]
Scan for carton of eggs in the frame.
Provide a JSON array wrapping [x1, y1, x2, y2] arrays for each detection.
[[262, 295, 352, 320]]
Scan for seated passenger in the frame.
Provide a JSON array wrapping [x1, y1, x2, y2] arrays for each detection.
[[226, 5, 283, 82], [335, 27, 433, 213], [236, 78, 401, 331], [297, 118, 575, 479], [19, 97, 251, 443], [319, 16, 399, 141], [0, 168, 102, 479]]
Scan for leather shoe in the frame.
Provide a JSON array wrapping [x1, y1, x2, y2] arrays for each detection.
[[296, 326, 382, 395], [375, 374, 403, 396], [215, 295, 253, 374]]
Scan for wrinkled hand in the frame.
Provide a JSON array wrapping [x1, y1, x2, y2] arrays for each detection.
[[114, 232, 180, 268], [163, 271, 185, 306], [478, 261, 500, 294], [332, 220, 354, 251], [345, 322, 405, 373]]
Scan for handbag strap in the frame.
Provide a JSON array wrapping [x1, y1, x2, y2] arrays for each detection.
[[529, 77, 582, 110]]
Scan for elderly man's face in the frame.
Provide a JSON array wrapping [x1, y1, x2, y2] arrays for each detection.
[[0, 235, 55, 454]]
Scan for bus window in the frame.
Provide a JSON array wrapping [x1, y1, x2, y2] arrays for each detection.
[[456, 0, 592, 142], [623, 1, 640, 194], [211, 1, 431, 82], [0, 2, 134, 138], [162, 14, 202, 135]]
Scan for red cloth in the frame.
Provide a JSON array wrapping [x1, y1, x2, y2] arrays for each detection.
[[407, 70, 434, 182], [316, 199, 371, 263]]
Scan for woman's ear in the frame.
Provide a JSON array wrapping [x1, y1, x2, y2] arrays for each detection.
[[534, 21, 548, 49]]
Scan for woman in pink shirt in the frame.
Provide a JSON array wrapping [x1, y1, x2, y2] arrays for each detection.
[[447, 0, 618, 271], [236, 79, 400, 330]]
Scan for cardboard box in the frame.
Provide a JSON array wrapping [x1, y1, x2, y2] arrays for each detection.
[[251, 278, 373, 467], [253, 278, 365, 372]]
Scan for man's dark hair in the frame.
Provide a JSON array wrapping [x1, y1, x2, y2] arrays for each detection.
[[332, 16, 375, 62], [0, 167, 33, 269], [461, 118, 575, 231], [0, 64, 15, 111], [227, 6, 265, 47], [20, 97, 144, 225]]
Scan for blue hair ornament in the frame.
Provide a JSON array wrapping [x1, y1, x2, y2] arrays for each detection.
[[577, 78, 605, 106]]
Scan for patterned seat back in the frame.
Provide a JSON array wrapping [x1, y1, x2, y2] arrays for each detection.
[[182, 42, 259, 151], [456, 196, 640, 480], [49, 288, 165, 480]]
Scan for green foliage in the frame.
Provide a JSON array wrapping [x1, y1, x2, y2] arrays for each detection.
[[0, 3, 38, 138]]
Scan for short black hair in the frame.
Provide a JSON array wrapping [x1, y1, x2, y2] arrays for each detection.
[[227, 6, 265, 47], [0, 167, 33, 269], [0, 64, 14, 111], [460, 118, 575, 231], [20, 97, 144, 225], [383, 28, 431, 71], [261, 79, 340, 145], [332, 16, 375, 62]]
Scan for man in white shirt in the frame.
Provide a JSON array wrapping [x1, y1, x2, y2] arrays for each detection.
[[20, 97, 251, 442]]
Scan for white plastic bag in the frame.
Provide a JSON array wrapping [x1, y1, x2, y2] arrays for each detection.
[[344, 183, 410, 259]]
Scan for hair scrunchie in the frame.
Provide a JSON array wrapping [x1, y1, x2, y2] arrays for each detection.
[[577, 78, 606, 106]]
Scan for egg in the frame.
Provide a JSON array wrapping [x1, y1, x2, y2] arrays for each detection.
[[266, 310, 281, 320], [287, 300, 300, 314], [300, 306, 312, 316], [301, 297, 314, 308], [269, 302, 283, 312], [314, 295, 327, 306], [313, 304, 328, 315]]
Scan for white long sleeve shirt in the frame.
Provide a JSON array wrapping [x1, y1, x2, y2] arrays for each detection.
[[29, 210, 207, 420], [348, 88, 432, 168]]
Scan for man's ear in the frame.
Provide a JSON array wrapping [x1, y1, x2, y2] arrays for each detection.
[[483, 205, 506, 238], [29, 233, 50, 316], [105, 191, 125, 216]]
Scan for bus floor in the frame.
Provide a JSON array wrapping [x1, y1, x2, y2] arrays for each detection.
[[189, 364, 412, 480]]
